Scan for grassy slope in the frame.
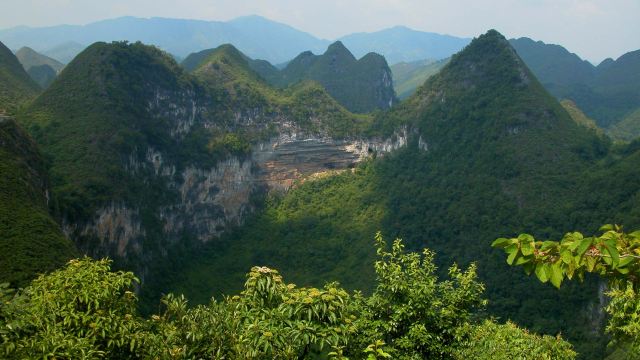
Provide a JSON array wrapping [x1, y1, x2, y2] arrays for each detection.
[[164, 31, 617, 358], [0, 41, 40, 113], [391, 58, 448, 99], [0, 118, 77, 286], [608, 108, 640, 142], [560, 99, 604, 134]]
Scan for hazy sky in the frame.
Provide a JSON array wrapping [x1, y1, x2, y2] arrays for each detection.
[[1, 0, 638, 64]]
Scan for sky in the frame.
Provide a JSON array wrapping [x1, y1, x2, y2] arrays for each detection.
[[0, 0, 638, 64]]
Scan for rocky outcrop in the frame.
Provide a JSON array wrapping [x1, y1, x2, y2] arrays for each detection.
[[77, 123, 424, 258], [163, 157, 255, 241]]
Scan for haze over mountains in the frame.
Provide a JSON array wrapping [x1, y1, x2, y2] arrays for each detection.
[[2, 9, 640, 358], [0, 15, 470, 64], [510, 38, 640, 129]]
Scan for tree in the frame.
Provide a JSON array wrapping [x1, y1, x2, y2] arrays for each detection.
[[0, 234, 577, 359], [145, 266, 355, 359], [492, 225, 640, 354], [345, 232, 486, 359], [0, 257, 143, 359]]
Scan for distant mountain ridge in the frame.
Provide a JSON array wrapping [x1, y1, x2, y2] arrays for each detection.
[[0, 16, 471, 65], [0, 16, 330, 64], [223, 41, 398, 113], [339, 25, 470, 64], [15, 47, 65, 88], [0, 40, 40, 112], [510, 38, 640, 129]]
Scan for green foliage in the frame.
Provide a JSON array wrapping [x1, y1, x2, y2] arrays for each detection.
[[0, 41, 40, 113], [346, 232, 486, 359], [153, 164, 383, 306], [0, 258, 142, 358], [608, 108, 640, 142], [158, 30, 623, 359], [18, 41, 204, 225], [492, 225, 640, 288], [390, 58, 448, 99], [189, 44, 375, 139], [510, 38, 640, 128], [207, 132, 252, 156], [560, 99, 604, 135], [454, 320, 576, 360], [145, 267, 355, 359], [1, 236, 576, 359], [249, 41, 397, 113], [0, 118, 77, 287], [493, 225, 640, 355]]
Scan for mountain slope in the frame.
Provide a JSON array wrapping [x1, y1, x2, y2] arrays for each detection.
[[17, 41, 220, 271], [187, 43, 374, 136], [339, 26, 470, 64], [608, 108, 640, 142], [246, 41, 397, 113], [15, 46, 64, 72], [0, 40, 40, 112], [560, 99, 603, 134], [510, 38, 640, 128], [509, 37, 595, 95], [166, 30, 612, 358], [17, 40, 381, 302], [0, 16, 330, 64], [0, 117, 77, 286], [15, 47, 64, 88], [391, 58, 448, 99]]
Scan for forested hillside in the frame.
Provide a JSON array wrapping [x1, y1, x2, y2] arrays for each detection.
[[155, 30, 631, 358], [0, 41, 39, 112], [15, 47, 64, 88], [0, 118, 77, 286], [2, 25, 640, 359], [227, 41, 398, 113], [510, 38, 640, 130]]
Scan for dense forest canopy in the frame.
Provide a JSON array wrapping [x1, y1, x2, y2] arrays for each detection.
[[0, 18, 639, 360]]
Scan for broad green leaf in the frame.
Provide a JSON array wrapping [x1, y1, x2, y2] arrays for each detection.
[[507, 249, 519, 265], [541, 241, 558, 251], [521, 241, 534, 256], [560, 250, 573, 265], [518, 233, 535, 242], [617, 256, 634, 268], [576, 237, 592, 257], [550, 262, 564, 288], [600, 224, 614, 232], [585, 256, 597, 272], [492, 238, 511, 248], [535, 263, 550, 283], [603, 241, 620, 267], [617, 267, 630, 274]]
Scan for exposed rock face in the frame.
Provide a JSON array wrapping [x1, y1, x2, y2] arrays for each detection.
[[76, 122, 422, 261], [253, 127, 410, 190], [163, 158, 255, 241]]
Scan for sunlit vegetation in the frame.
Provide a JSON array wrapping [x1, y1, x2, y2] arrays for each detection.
[[0, 235, 576, 359]]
